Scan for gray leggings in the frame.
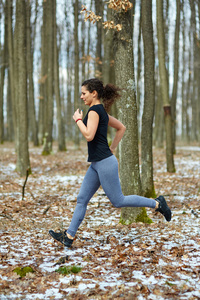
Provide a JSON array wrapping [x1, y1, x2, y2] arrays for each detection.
[[67, 155, 156, 237]]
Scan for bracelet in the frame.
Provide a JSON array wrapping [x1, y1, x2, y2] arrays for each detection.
[[76, 118, 82, 123]]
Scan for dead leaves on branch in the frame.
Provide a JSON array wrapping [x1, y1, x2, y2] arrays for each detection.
[[81, 5, 102, 24], [107, 0, 133, 12], [81, 3, 126, 32]]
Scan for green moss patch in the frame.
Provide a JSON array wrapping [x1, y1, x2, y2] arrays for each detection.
[[135, 207, 153, 224], [13, 266, 35, 278], [55, 265, 82, 275]]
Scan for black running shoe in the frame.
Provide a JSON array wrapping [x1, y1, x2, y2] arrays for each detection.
[[155, 195, 171, 222], [49, 230, 73, 247]]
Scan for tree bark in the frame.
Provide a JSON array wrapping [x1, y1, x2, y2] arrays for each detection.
[[7, 0, 16, 139], [154, 66, 164, 148], [26, 0, 38, 146], [42, 0, 54, 155], [38, 1, 48, 145], [141, 0, 156, 198], [103, 6, 114, 85], [113, 4, 149, 224], [189, 0, 199, 142], [95, 0, 103, 77], [171, 0, 181, 153], [136, 2, 142, 134], [73, 0, 80, 147], [15, 0, 30, 176], [156, 0, 175, 172], [0, 2, 8, 143], [53, 0, 66, 151]]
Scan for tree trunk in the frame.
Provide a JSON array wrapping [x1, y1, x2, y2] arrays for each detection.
[[7, 0, 16, 139], [171, 0, 181, 153], [141, 0, 156, 198], [113, 4, 149, 224], [0, 2, 8, 144], [53, 0, 66, 151], [73, 0, 80, 147], [136, 2, 142, 134], [103, 6, 114, 85], [26, 0, 38, 146], [81, 19, 86, 82], [6, 72, 14, 141], [95, 0, 103, 77], [15, 0, 30, 176], [181, 0, 187, 142], [42, 0, 54, 155], [154, 67, 164, 148], [189, 0, 199, 142], [38, 1, 48, 145], [156, 0, 175, 173]]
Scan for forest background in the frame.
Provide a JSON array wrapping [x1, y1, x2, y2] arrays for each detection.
[[0, 0, 200, 298], [0, 0, 200, 223]]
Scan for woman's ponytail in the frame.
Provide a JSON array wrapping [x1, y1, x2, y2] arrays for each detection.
[[102, 84, 121, 112]]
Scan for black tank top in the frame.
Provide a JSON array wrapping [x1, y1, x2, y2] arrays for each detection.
[[83, 104, 113, 162]]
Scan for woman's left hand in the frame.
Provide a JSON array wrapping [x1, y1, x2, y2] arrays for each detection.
[[73, 109, 83, 122]]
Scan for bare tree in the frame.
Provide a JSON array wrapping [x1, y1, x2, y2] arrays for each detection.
[[156, 0, 175, 172], [141, 0, 156, 197], [42, 0, 54, 155], [171, 0, 181, 153], [0, 1, 7, 143], [95, 0, 103, 77], [113, 2, 151, 224], [73, 0, 80, 148], [53, 0, 66, 151], [15, 0, 30, 176], [26, 0, 38, 146], [7, 0, 16, 138]]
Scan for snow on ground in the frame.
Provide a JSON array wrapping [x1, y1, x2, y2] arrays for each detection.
[[0, 144, 200, 299]]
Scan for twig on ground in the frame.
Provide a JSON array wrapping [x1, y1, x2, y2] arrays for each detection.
[[43, 205, 51, 215], [22, 168, 31, 200]]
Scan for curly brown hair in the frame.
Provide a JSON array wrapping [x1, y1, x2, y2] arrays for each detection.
[[82, 78, 121, 112]]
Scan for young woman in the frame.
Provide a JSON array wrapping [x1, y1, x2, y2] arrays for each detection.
[[49, 78, 171, 248]]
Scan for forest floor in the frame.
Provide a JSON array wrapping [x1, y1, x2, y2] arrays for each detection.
[[0, 141, 200, 300]]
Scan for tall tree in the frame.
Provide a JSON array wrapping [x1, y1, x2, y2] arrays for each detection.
[[53, 0, 66, 151], [15, 0, 30, 176], [73, 0, 80, 147], [141, 0, 155, 197], [6, 74, 14, 141], [38, 0, 48, 145], [26, 0, 38, 146], [156, 0, 175, 172], [113, 1, 151, 224], [42, 0, 54, 155], [190, 0, 200, 142], [103, 6, 114, 85], [136, 2, 142, 133], [95, 0, 103, 77], [0, 2, 7, 144], [153, 67, 164, 148], [7, 0, 16, 139], [171, 0, 181, 153]]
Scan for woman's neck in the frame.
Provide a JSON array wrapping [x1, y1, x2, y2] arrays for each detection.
[[89, 100, 101, 107]]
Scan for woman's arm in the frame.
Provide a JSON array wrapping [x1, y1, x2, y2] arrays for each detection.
[[108, 115, 126, 152], [73, 109, 99, 142]]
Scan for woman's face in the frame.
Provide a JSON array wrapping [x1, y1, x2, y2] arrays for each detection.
[[80, 85, 94, 106]]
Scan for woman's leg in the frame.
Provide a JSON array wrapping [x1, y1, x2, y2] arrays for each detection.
[[94, 155, 156, 209], [67, 165, 100, 237]]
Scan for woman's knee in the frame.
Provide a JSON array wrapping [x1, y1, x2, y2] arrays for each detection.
[[77, 194, 89, 207], [108, 196, 123, 208]]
